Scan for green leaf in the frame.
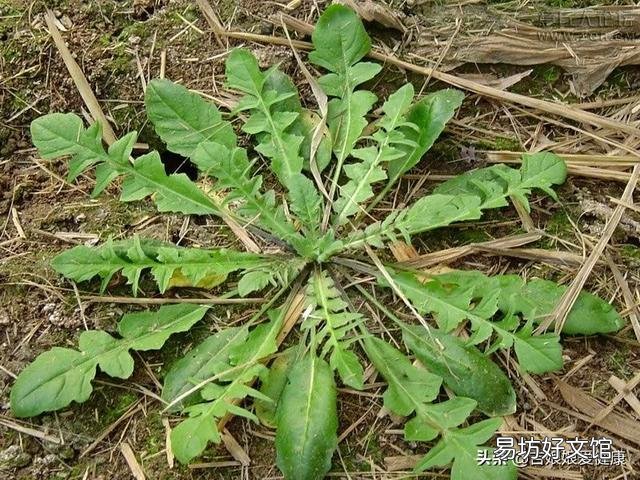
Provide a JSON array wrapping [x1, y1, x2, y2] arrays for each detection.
[[363, 336, 442, 417], [162, 326, 248, 410], [326, 91, 378, 164], [310, 3, 381, 191], [192, 141, 311, 253], [332, 84, 414, 225], [304, 270, 365, 389], [255, 348, 296, 428], [51, 237, 273, 294], [362, 334, 513, 480], [226, 48, 303, 185], [332, 156, 567, 255], [439, 270, 624, 335], [11, 304, 208, 417], [225, 49, 324, 239], [145, 78, 236, 159], [401, 324, 516, 417], [31, 113, 104, 182], [275, 354, 338, 480], [421, 267, 622, 349], [392, 271, 563, 375], [364, 336, 476, 442], [415, 418, 517, 480], [171, 309, 283, 464], [309, 4, 372, 76], [120, 150, 219, 214], [386, 89, 464, 186], [434, 152, 567, 212], [30, 113, 221, 216]]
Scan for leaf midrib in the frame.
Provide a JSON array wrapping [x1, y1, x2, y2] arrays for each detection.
[[17, 307, 207, 402]]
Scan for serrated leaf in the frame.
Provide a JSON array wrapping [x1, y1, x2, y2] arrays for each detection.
[[238, 270, 274, 297], [423, 267, 623, 342], [275, 354, 338, 480], [51, 237, 273, 294], [192, 141, 310, 251], [11, 304, 207, 417], [392, 271, 563, 375], [31, 113, 104, 182], [224, 49, 324, 239], [440, 270, 624, 335], [310, 4, 381, 178], [120, 150, 219, 214], [364, 332, 486, 457], [30, 113, 221, 216], [145, 78, 236, 159], [415, 418, 517, 480], [332, 84, 415, 225], [162, 326, 248, 410], [304, 270, 364, 389], [401, 324, 516, 417], [434, 152, 567, 212], [170, 309, 283, 464], [386, 89, 464, 185], [363, 336, 442, 417], [225, 50, 307, 188], [333, 156, 567, 255]]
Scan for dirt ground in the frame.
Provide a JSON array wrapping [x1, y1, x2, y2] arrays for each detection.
[[1, 0, 640, 479]]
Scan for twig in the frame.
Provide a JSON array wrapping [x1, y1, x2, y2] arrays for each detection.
[[195, 0, 225, 48], [44, 10, 117, 144], [120, 442, 146, 480], [251, 16, 640, 137], [0, 417, 62, 444], [82, 295, 263, 305], [538, 164, 640, 334]]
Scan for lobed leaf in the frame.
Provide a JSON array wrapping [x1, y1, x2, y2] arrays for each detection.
[[192, 141, 314, 255], [415, 418, 517, 480], [332, 84, 415, 225], [392, 271, 564, 374], [332, 155, 567, 255], [363, 335, 515, 479], [386, 89, 465, 187], [31, 113, 221, 216], [51, 237, 279, 295], [433, 270, 624, 335], [434, 152, 567, 212], [170, 309, 283, 463], [363, 336, 442, 418], [310, 3, 381, 183], [303, 270, 365, 389], [11, 305, 207, 417], [224, 49, 324, 238]]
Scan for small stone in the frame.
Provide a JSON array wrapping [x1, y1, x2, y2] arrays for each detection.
[[60, 15, 73, 30]]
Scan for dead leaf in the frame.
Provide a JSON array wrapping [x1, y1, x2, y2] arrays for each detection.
[[336, 0, 406, 32], [557, 380, 640, 446]]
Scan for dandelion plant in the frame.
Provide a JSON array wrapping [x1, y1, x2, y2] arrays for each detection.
[[12, 5, 624, 480]]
